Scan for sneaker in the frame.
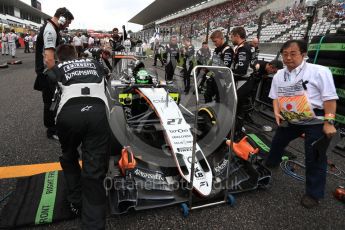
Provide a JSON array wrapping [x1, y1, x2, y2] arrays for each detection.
[[70, 203, 81, 216], [47, 133, 59, 141], [300, 194, 320, 209]]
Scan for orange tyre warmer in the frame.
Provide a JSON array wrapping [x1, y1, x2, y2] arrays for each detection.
[[118, 147, 137, 175], [226, 136, 259, 160]]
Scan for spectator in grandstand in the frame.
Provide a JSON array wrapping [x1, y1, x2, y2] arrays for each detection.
[[181, 37, 195, 94], [249, 37, 260, 69], [152, 38, 164, 67], [73, 32, 83, 57], [34, 7, 74, 140], [201, 30, 233, 103], [163, 35, 180, 83], [1, 29, 9, 55], [265, 40, 338, 209], [83, 47, 112, 75], [7, 29, 18, 58]]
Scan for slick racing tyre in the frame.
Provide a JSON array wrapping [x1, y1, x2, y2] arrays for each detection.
[[312, 58, 345, 84], [336, 104, 345, 125], [336, 84, 345, 107], [308, 35, 345, 60], [197, 107, 217, 139]]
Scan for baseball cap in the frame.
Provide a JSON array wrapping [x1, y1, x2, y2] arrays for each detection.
[[270, 60, 283, 69]]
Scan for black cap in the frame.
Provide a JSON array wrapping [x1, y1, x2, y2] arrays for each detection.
[[270, 60, 283, 69]]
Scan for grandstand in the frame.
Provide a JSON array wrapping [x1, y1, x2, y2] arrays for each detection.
[[130, 0, 345, 52]]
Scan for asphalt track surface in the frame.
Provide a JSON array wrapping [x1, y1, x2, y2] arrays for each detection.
[[0, 50, 344, 229]]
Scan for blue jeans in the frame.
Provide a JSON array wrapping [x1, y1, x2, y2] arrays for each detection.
[[266, 123, 328, 199]]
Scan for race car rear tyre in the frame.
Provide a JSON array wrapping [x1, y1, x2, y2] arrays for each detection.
[[308, 35, 345, 60], [312, 58, 345, 84], [336, 104, 345, 125], [197, 107, 217, 139]]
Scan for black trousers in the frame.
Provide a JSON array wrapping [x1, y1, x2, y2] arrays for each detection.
[[56, 99, 109, 230], [24, 41, 30, 53], [165, 62, 176, 81], [204, 77, 220, 103], [183, 62, 193, 91], [42, 87, 56, 134], [236, 78, 255, 117], [153, 53, 164, 66]]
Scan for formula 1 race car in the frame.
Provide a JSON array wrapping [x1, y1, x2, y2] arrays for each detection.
[[105, 55, 272, 215]]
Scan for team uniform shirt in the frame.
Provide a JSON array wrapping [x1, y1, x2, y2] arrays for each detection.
[[83, 48, 112, 73], [211, 42, 233, 68], [35, 20, 60, 74], [7, 32, 18, 43], [254, 60, 269, 76], [250, 45, 259, 68], [269, 61, 338, 124], [51, 58, 109, 116], [1, 32, 7, 42], [153, 42, 164, 55], [164, 44, 180, 65], [43, 22, 58, 49], [182, 45, 195, 71], [196, 47, 211, 65], [232, 42, 252, 79]]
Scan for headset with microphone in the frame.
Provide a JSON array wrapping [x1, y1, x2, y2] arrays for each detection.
[[57, 8, 70, 26]]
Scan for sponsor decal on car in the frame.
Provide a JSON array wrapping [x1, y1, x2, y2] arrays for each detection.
[[133, 168, 165, 182]]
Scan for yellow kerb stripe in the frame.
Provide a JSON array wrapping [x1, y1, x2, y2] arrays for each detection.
[[0, 161, 82, 179]]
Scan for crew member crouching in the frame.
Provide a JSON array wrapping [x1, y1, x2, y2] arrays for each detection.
[[47, 44, 109, 230], [83, 47, 112, 76]]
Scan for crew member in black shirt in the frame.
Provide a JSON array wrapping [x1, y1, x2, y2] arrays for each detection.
[[48, 44, 109, 229], [34, 7, 74, 140], [202, 30, 233, 103], [163, 35, 180, 83]]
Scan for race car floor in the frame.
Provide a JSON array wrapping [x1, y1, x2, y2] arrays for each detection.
[[0, 52, 344, 229]]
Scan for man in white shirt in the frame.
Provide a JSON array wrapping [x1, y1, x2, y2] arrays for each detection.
[[7, 29, 18, 58], [81, 33, 88, 49], [1, 30, 9, 55], [265, 40, 338, 208], [88, 36, 94, 48], [72, 32, 83, 57], [24, 33, 32, 53]]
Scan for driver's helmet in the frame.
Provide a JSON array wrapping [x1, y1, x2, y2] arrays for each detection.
[[135, 69, 152, 84]]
